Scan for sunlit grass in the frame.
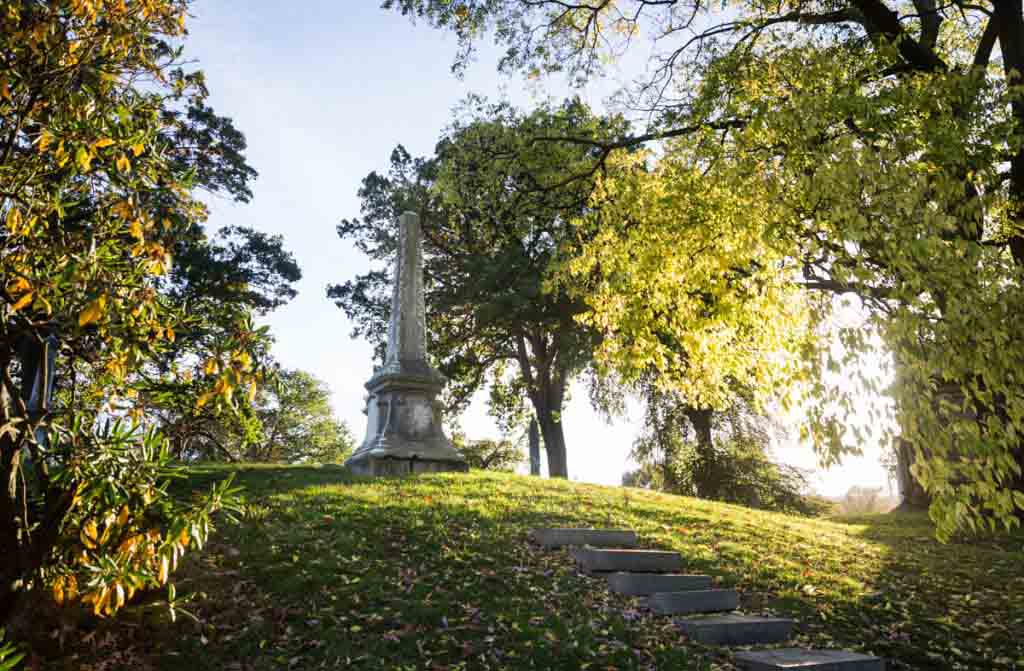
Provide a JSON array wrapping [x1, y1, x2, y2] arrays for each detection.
[[59, 465, 1024, 670]]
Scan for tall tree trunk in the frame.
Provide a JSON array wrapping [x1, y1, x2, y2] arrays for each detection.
[[528, 417, 540, 476], [994, 0, 1024, 265], [686, 408, 717, 499], [515, 333, 570, 478], [537, 411, 568, 479], [894, 439, 931, 511], [0, 356, 25, 625]]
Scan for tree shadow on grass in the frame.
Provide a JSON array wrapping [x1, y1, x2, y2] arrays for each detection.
[[120, 468, 1024, 671]]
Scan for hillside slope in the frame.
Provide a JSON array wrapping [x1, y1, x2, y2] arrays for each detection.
[[59, 466, 1024, 670]]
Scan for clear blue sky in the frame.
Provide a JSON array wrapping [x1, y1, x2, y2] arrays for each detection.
[[184, 1, 891, 496]]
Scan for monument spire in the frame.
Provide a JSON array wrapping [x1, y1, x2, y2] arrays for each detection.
[[344, 211, 467, 476], [384, 211, 427, 366]]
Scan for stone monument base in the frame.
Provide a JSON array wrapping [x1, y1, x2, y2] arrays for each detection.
[[345, 452, 469, 477]]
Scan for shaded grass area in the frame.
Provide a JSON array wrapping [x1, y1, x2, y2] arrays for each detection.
[[56, 465, 1024, 670]]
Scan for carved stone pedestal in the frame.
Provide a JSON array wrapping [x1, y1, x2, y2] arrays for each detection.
[[345, 369, 467, 476]]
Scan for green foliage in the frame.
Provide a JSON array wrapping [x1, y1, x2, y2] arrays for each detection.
[[628, 384, 818, 515], [386, 0, 1024, 538], [49, 465, 1024, 670], [248, 369, 355, 464], [328, 98, 627, 477], [0, 629, 23, 671], [140, 223, 301, 461], [0, 0, 262, 625], [45, 421, 241, 617]]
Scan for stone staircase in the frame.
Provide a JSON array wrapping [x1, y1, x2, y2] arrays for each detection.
[[530, 527, 885, 671]]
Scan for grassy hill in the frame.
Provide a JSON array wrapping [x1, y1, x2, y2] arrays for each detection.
[[53, 465, 1023, 670]]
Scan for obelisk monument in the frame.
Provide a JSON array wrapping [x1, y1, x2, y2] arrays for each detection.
[[344, 212, 468, 475]]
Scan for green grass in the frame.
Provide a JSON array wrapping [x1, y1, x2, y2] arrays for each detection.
[[59, 465, 1024, 670]]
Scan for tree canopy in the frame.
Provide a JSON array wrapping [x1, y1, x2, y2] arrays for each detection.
[[387, 0, 1024, 537], [0, 0, 280, 626], [330, 98, 625, 478]]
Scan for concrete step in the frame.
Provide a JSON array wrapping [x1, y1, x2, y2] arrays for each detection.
[[572, 548, 683, 574], [644, 588, 740, 615], [678, 613, 795, 645], [607, 572, 713, 596], [734, 649, 885, 671], [528, 528, 639, 548]]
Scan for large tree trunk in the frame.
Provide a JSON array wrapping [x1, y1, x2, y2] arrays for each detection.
[[537, 411, 568, 478], [528, 418, 541, 476], [994, 0, 1024, 265], [894, 439, 932, 511], [515, 333, 570, 478], [685, 408, 717, 499]]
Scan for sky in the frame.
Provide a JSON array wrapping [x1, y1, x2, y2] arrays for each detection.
[[184, 1, 893, 498]]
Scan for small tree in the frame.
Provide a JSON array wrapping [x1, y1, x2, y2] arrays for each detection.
[[249, 369, 355, 464], [631, 383, 817, 514], [451, 434, 524, 471]]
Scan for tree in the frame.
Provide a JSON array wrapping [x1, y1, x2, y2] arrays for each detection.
[[0, 0, 257, 626], [838, 486, 894, 515], [628, 379, 818, 514], [329, 99, 626, 478], [386, 0, 1024, 538], [247, 368, 355, 464], [139, 225, 301, 461], [451, 433, 524, 471]]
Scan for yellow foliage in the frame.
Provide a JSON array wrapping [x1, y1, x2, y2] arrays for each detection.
[[78, 295, 107, 327], [52, 576, 65, 605], [80, 519, 98, 549], [158, 555, 169, 584], [5, 207, 21, 233], [10, 291, 34, 312]]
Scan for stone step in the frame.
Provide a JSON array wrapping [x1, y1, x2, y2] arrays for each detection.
[[528, 528, 639, 548], [607, 572, 713, 596], [678, 613, 795, 645], [734, 649, 884, 671], [572, 548, 683, 574], [644, 588, 740, 615]]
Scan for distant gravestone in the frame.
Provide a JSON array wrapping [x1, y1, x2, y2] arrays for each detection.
[[344, 212, 467, 476]]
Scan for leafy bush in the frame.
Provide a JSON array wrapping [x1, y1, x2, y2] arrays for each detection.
[[0, 629, 23, 671], [0, 0, 259, 627], [626, 438, 822, 515], [42, 422, 240, 619]]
